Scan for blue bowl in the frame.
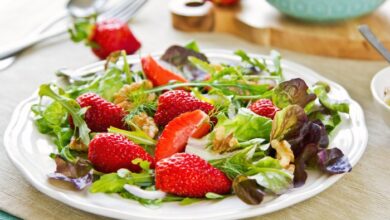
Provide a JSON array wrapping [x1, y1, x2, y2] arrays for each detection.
[[266, 0, 386, 22]]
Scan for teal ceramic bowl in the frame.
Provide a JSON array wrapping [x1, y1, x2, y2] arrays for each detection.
[[266, 0, 386, 22]]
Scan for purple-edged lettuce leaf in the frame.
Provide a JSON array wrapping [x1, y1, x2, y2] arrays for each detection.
[[317, 148, 352, 174], [293, 143, 318, 187], [270, 105, 308, 141], [272, 78, 316, 109], [48, 155, 93, 190], [160, 44, 209, 81]]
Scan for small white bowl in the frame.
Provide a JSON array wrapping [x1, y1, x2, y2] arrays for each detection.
[[371, 66, 390, 126]]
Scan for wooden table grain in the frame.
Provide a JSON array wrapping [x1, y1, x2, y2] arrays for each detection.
[[0, 0, 389, 219]]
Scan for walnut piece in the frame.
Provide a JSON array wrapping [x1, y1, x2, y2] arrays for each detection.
[[130, 112, 159, 139], [270, 139, 295, 168], [69, 137, 88, 152], [113, 80, 155, 111], [212, 126, 239, 153]]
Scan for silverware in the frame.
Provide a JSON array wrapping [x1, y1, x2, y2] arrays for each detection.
[[358, 24, 390, 63], [0, 0, 147, 70]]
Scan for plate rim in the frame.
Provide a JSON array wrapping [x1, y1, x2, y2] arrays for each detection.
[[4, 50, 368, 220]]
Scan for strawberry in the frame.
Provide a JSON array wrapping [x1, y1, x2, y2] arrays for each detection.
[[156, 153, 231, 197], [249, 99, 279, 119], [69, 18, 141, 59], [154, 90, 214, 126], [212, 0, 240, 6], [155, 110, 211, 161], [88, 133, 154, 173], [141, 55, 187, 86], [76, 93, 126, 132]]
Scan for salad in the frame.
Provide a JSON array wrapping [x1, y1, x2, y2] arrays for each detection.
[[32, 42, 352, 207], [384, 87, 390, 106]]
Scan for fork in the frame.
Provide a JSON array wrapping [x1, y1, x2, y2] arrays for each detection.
[[0, 0, 147, 71]]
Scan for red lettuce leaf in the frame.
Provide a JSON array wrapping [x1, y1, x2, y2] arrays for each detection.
[[161, 45, 209, 81], [317, 148, 352, 174], [48, 155, 93, 190], [272, 78, 316, 109]]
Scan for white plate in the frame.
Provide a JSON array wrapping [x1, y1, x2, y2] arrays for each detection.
[[370, 66, 390, 126], [4, 50, 368, 220]]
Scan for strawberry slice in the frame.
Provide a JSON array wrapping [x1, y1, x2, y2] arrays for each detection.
[[141, 55, 188, 86], [155, 110, 210, 161]]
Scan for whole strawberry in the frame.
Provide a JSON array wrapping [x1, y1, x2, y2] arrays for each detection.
[[212, 0, 240, 6], [69, 18, 141, 59], [154, 90, 214, 126], [249, 99, 279, 119], [155, 153, 231, 197], [88, 133, 155, 173], [76, 93, 126, 132]]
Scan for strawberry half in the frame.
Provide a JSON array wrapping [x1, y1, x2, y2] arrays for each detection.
[[155, 153, 232, 197], [155, 110, 211, 161], [141, 55, 187, 86], [249, 99, 279, 119], [154, 90, 214, 126], [88, 133, 154, 173], [76, 93, 126, 132], [69, 18, 141, 59]]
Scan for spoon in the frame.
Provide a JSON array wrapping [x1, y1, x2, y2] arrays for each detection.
[[0, 0, 106, 61], [358, 24, 390, 63]]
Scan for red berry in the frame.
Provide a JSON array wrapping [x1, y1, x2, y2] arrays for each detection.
[[154, 90, 214, 126], [155, 153, 231, 197], [155, 110, 211, 161], [249, 99, 279, 119], [212, 0, 239, 6], [88, 133, 154, 173], [76, 93, 126, 132], [90, 18, 141, 59], [141, 55, 188, 86]]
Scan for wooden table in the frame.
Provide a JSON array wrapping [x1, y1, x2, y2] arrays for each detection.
[[0, 0, 389, 219]]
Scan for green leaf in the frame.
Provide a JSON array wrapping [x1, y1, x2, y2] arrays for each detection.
[[120, 191, 163, 208], [38, 84, 90, 145], [132, 158, 151, 172], [90, 173, 127, 193], [312, 82, 349, 113], [185, 41, 200, 52], [205, 192, 224, 199], [188, 56, 216, 75], [246, 157, 293, 193], [108, 126, 156, 146], [210, 146, 257, 179], [68, 18, 95, 43], [179, 197, 202, 206], [235, 50, 269, 72], [213, 108, 272, 142]]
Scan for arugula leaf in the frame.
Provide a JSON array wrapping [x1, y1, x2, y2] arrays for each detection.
[[185, 41, 200, 52], [108, 126, 156, 146], [32, 101, 73, 150], [90, 173, 127, 193], [235, 50, 269, 73], [38, 84, 91, 145], [312, 82, 349, 113], [120, 191, 163, 208]]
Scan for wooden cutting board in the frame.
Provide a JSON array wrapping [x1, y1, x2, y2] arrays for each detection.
[[172, 0, 390, 60]]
